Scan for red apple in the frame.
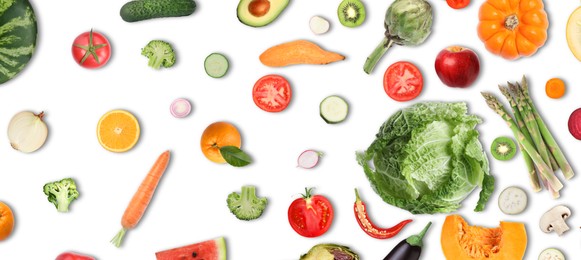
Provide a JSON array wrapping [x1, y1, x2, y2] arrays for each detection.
[[435, 46, 480, 88]]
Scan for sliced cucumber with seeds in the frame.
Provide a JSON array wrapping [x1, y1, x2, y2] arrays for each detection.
[[539, 248, 565, 260], [204, 53, 229, 78], [320, 95, 348, 124]]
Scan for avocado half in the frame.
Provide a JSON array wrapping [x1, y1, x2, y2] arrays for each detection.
[[237, 0, 290, 27]]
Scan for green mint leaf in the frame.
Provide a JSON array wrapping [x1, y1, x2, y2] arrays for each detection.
[[220, 146, 252, 167]]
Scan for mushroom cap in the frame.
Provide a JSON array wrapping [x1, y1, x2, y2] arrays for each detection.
[[539, 205, 572, 233]]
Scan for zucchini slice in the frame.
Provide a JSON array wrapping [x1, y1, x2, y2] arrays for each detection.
[[498, 186, 527, 215], [320, 95, 348, 124], [539, 248, 565, 260], [204, 53, 229, 78]]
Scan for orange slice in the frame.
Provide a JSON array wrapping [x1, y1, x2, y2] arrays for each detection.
[[97, 110, 140, 152]]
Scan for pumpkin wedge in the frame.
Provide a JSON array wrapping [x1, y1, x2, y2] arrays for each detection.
[[441, 215, 527, 259], [477, 0, 548, 60]]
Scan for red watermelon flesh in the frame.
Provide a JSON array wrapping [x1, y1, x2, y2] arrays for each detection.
[[156, 237, 227, 260]]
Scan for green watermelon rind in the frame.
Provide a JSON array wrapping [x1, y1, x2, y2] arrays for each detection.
[[155, 237, 227, 260], [0, 0, 38, 85], [215, 237, 227, 260]]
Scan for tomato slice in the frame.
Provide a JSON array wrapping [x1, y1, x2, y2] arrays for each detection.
[[252, 75, 292, 112], [383, 61, 424, 102], [446, 0, 470, 9], [288, 188, 334, 238]]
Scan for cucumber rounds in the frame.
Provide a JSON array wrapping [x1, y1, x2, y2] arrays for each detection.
[[120, 0, 196, 22], [320, 95, 349, 124]]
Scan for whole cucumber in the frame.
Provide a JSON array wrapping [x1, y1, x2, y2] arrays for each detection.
[[120, 0, 196, 22]]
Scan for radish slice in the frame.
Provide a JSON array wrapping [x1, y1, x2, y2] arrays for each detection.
[[170, 98, 192, 118], [297, 150, 323, 169], [310, 16, 330, 35], [498, 186, 528, 215]]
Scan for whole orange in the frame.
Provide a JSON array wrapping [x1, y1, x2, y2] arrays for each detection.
[[200, 122, 242, 163], [0, 202, 14, 241]]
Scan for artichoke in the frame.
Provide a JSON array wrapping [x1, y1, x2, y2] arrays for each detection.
[[363, 0, 433, 74], [300, 244, 359, 260]]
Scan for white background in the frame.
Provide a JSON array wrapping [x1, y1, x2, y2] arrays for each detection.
[[0, 0, 580, 259]]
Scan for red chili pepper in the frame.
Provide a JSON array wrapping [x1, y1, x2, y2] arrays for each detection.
[[354, 188, 413, 239], [55, 252, 95, 260]]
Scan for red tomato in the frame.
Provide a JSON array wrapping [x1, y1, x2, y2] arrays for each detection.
[[56, 252, 95, 260], [71, 30, 111, 69], [288, 188, 334, 238], [446, 0, 470, 9], [252, 74, 292, 112], [383, 61, 424, 102]]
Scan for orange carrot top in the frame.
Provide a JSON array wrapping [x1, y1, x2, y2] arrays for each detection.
[[111, 150, 171, 248]]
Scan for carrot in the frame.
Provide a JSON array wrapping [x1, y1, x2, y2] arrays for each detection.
[[111, 150, 171, 248], [545, 78, 566, 99], [259, 40, 345, 67]]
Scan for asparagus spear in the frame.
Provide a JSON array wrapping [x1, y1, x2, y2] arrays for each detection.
[[520, 76, 574, 179], [508, 82, 554, 171], [499, 86, 541, 192], [513, 81, 559, 171], [481, 92, 563, 192]]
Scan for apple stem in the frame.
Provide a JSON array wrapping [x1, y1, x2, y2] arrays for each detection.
[[363, 37, 394, 74]]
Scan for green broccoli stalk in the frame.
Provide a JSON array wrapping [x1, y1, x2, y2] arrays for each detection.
[[43, 178, 79, 213], [141, 40, 176, 69], [227, 185, 267, 221]]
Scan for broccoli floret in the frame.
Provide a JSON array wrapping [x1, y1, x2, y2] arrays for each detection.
[[227, 185, 267, 221], [43, 178, 79, 213], [141, 40, 176, 69]]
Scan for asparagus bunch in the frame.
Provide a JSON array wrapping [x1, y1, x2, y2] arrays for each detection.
[[481, 76, 574, 198]]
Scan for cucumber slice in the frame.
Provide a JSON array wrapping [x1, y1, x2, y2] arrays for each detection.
[[498, 186, 527, 215], [320, 95, 348, 124], [539, 248, 565, 260], [204, 53, 229, 78]]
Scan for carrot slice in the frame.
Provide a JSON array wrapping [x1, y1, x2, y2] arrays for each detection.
[[545, 78, 565, 99]]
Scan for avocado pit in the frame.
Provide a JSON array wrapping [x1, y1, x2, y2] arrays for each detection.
[[249, 0, 270, 17]]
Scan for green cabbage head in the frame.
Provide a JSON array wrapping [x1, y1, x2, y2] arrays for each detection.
[[356, 102, 494, 214]]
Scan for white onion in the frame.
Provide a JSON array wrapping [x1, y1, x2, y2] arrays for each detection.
[[7, 111, 48, 153]]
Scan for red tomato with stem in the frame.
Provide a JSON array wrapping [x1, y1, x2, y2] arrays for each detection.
[[252, 74, 292, 112], [383, 61, 424, 102], [56, 252, 95, 260], [446, 0, 470, 9], [288, 188, 334, 238], [72, 30, 111, 69]]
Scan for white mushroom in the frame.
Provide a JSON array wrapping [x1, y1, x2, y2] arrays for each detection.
[[539, 205, 571, 236]]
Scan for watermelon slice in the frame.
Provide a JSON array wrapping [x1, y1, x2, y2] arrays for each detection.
[[156, 237, 227, 260]]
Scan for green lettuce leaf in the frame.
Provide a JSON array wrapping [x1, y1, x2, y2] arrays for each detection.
[[357, 102, 494, 214]]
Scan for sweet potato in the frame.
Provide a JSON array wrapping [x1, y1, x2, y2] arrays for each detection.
[[259, 40, 345, 67]]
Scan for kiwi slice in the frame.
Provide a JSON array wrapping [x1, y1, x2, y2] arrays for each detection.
[[337, 0, 366, 28], [491, 136, 517, 161]]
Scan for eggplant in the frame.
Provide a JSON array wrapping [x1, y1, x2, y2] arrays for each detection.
[[384, 222, 432, 260]]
